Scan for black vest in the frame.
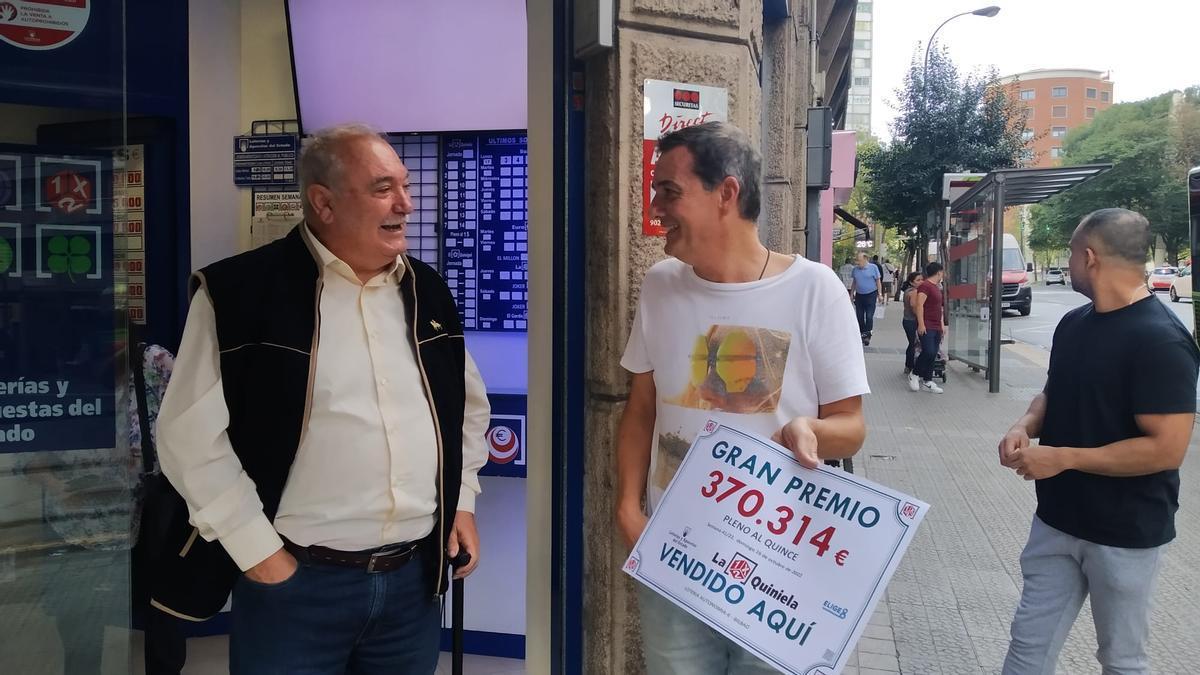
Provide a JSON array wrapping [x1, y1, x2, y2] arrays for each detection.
[[151, 227, 466, 620]]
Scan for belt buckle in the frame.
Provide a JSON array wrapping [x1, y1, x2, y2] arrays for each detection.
[[366, 542, 416, 574]]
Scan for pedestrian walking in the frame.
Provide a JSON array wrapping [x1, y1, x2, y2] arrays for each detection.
[[850, 253, 882, 345], [871, 255, 888, 304], [900, 271, 923, 375], [910, 262, 946, 394], [838, 257, 855, 294], [881, 259, 896, 303], [999, 208, 1200, 674]]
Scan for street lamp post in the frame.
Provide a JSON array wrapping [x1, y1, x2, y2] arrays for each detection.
[[919, 4, 1002, 224], [922, 6, 1001, 89], [918, 6, 1001, 361]]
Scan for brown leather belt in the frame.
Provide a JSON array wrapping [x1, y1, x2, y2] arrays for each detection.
[[282, 538, 421, 574]]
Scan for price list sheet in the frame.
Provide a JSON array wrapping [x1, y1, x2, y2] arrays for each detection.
[[440, 132, 529, 332]]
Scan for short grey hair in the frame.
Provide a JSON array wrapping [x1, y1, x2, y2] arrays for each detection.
[[298, 123, 386, 212], [656, 121, 762, 221], [1076, 208, 1151, 265]]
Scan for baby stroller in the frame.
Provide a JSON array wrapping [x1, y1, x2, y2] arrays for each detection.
[[930, 354, 948, 383], [912, 333, 949, 384]]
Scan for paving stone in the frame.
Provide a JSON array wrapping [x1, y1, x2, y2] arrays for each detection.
[[856, 636, 896, 656], [857, 651, 901, 671], [855, 319, 1200, 673]]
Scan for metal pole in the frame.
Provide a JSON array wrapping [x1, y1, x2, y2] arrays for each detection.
[[1189, 168, 1199, 346], [452, 577, 464, 675], [923, 12, 969, 89], [807, 188, 822, 261], [989, 174, 1006, 393]]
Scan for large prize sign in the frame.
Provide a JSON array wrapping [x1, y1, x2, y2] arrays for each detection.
[[624, 422, 928, 675]]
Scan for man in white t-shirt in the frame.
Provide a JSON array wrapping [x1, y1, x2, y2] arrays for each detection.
[[881, 258, 896, 304], [838, 257, 855, 293], [615, 121, 871, 674]]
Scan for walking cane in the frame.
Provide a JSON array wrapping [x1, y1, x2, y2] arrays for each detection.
[[450, 551, 471, 675]]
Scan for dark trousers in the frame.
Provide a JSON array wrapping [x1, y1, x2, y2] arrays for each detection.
[[854, 291, 878, 335], [915, 329, 943, 381], [143, 608, 187, 675], [230, 554, 440, 675], [902, 319, 919, 370]]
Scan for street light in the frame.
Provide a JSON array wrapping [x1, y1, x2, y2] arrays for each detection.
[[917, 6, 1000, 301], [923, 6, 1001, 85]]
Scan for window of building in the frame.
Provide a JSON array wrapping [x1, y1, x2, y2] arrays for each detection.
[[1052, 105, 1067, 118], [1051, 126, 1067, 138], [855, 21, 870, 32], [1050, 147, 1064, 159], [854, 76, 871, 87], [1025, 107, 1034, 120], [853, 57, 871, 69], [1086, 87, 1097, 99], [1101, 91, 1111, 103], [850, 95, 870, 105], [1021, 128, 1034, 141], [1019, 89, 1035, 101], [854, 39, 871, 50], [858, 2, 873, 12], [1052, 86, 1067, 97], [1019, 148, 1035, 163], [1086, 107, 1096, 118]]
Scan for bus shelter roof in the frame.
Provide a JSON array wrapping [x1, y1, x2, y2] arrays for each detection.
[[949, 164, 1112, 211]]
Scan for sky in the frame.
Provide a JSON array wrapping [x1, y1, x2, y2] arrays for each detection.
[[868, 0, 1200, 140]]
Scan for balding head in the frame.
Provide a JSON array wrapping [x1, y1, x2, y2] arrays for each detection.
[[1068, 208, 1152, 298], [1072, 208, 1151, 266]]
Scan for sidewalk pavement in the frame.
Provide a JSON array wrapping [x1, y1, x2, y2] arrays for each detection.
[[841, 309, 1200, 675]]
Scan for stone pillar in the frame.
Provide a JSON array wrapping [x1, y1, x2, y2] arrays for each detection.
[[581, 1, 764, 673], [760, 18, 795, 253], [792, 2, 816, 257]]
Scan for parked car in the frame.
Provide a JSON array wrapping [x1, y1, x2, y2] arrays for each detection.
[[1148, 266, 1179, 292], [1045, 267, 1065, 285], [1170, 265, 1192, 302]]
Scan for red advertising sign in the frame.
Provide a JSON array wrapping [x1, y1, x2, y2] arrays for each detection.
[[642, 80, 729, 236]]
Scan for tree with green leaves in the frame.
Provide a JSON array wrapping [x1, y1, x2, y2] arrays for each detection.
[[859, 47, 1029, 261], [1029, 91, 1200, 265]]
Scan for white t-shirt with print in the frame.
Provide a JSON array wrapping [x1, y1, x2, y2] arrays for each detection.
[[621, 255, 871, 514]]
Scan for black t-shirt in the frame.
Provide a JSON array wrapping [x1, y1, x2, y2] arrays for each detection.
[[1037, 295, 1200, 548]]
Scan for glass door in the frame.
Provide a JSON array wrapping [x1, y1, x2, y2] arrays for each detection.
[[0, 2, 134, 673]]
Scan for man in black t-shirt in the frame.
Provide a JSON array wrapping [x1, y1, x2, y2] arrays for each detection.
[[998, 208, 1199, 675]]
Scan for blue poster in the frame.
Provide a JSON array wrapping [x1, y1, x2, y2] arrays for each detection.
[[440, 132, 528, 332], [0, 144, 115, 453]]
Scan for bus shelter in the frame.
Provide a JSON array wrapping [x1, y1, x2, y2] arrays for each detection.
[[946, 165, 1111, 392]]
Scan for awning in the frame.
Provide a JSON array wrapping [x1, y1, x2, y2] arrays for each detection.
[[833, 206, 871, 233], [949, 164, 1112, 211]]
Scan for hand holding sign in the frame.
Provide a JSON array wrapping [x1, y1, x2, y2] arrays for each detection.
[[623, 422, 928, 675]]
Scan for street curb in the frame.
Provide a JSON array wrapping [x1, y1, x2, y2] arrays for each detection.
[[1003, 341, 1050, 370]]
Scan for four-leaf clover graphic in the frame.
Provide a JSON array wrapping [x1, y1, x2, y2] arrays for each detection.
[[48, 235, 93, 281], [0, 237, 12, 274]]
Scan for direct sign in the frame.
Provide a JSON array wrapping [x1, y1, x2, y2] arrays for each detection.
[[642, 80, 728, 236]]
